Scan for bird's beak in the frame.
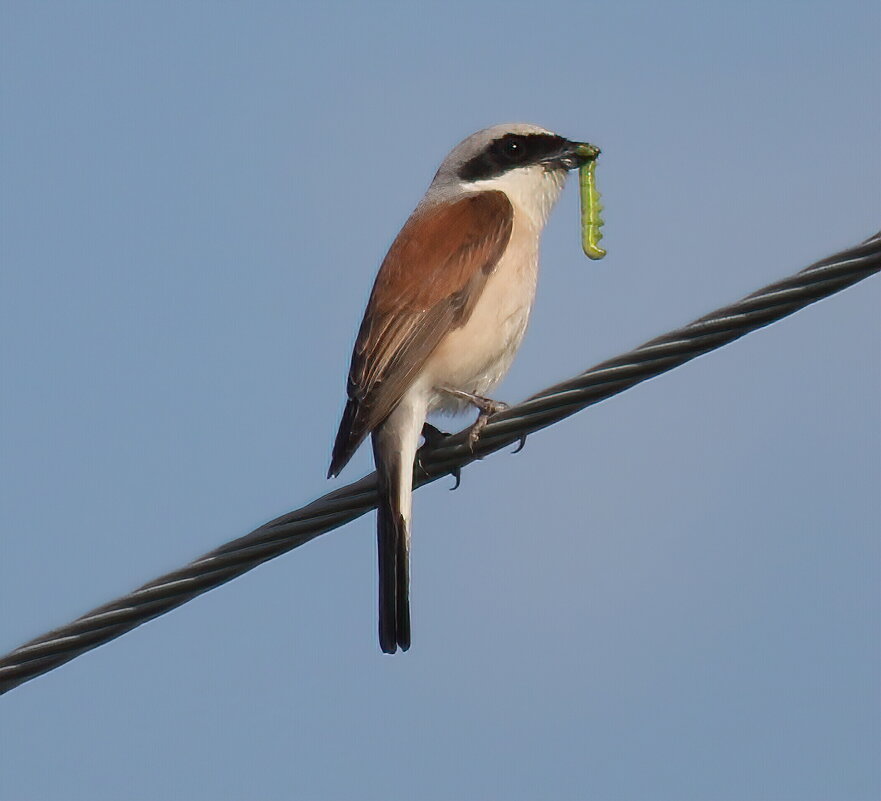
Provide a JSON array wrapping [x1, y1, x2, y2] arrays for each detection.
[[547, 140, 601, 171]]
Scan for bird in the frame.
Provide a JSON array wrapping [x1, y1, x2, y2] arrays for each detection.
[[328, 123, 600, 653]]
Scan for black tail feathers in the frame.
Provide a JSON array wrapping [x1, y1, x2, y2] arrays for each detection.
[[375, 459, 411, 654]]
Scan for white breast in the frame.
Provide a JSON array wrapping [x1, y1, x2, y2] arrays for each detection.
[[421, 211, 542, 415], [411, 166, 569, 416]]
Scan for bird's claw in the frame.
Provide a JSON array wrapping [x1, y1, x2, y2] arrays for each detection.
[[417, 423, 461, 490], [422, 391, 513, 486], [463, 398, 509, 454]]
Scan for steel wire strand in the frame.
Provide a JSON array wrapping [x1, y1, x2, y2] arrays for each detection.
[[1, 232, 879, 695]]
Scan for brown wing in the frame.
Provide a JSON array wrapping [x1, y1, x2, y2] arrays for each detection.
[[328, 190, 514, 477]]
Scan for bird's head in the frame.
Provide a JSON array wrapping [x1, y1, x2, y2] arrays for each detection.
[[429, 123, 600, 227]]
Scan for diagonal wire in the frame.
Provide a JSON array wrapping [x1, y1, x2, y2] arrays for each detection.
[[1, 232, 879, 696]]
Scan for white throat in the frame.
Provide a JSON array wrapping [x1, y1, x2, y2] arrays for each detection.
[[464, 165, 568, 230]]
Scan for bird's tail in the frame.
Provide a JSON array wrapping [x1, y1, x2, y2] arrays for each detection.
[[371, 398, 423, 654]]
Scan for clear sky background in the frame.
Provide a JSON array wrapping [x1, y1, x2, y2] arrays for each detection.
[[1, 2, 878, 800]]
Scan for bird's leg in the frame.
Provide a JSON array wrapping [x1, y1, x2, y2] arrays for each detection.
[[439, 387, 510, 452], [416, 422, 462, 490]]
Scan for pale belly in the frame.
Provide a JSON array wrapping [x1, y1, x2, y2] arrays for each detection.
[[421, 238, 539, 415]]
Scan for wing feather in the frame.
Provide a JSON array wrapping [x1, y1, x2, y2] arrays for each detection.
[[329, 190, 514, 476]]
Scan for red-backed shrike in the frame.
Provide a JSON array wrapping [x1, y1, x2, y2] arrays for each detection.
[[328, 123, 599, 653]]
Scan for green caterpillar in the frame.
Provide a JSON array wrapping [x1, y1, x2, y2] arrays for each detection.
[[579, 159, 606, 260]]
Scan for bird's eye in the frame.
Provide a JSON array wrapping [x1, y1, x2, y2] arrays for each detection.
[[499, 136, 528, 162]]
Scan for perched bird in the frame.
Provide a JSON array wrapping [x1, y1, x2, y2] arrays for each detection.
[[328, 123, 599, 653]]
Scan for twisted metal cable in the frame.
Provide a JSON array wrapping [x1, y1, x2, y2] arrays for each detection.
[[2, 232, 879, 695]]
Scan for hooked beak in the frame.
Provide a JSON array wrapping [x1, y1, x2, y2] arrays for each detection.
[[547, 140, 601, 171]]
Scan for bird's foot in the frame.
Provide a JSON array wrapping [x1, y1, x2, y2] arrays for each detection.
[[417, 423, 462, 490], [439, 387, 509, 452]]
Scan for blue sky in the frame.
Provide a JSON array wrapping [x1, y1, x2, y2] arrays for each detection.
[[1, 2, 878, 799]]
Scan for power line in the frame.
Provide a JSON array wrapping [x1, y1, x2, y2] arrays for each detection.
[[1, 232, 879, 695]]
